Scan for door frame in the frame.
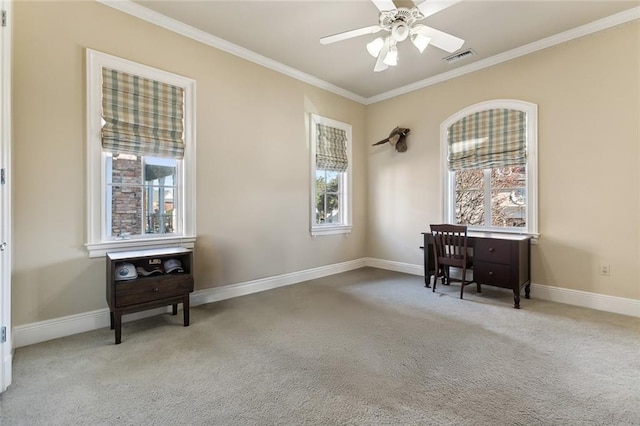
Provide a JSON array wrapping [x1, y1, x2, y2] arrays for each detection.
[[0, 0, 12, 393]]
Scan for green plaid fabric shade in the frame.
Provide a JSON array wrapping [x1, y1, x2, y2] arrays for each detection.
[[316, 123, 348, 172], [448, 109, 526, 171], [102, 68, 185, 159]]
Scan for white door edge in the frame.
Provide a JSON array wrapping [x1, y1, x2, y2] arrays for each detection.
[[0, 0, 13, 393]]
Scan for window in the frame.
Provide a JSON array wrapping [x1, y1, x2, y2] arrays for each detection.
[[441, 100, 538, 235], [310, 114, 352, 236], [86, 50, 196, 257]]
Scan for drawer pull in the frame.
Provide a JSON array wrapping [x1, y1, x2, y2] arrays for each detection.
[[488, 271, 494, 276], [488, 248, 495, 253], [153, 287, 160, 292]]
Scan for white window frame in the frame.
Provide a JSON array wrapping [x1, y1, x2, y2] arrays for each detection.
[[85, 49, 196, 257], [310, 114, 352, 236], [440, 99, 538, 236]]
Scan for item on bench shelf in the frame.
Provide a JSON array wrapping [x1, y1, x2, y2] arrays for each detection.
[[163, 258, 184, 274], [114, 262, 137, 281], [136, 258, 164, 277]]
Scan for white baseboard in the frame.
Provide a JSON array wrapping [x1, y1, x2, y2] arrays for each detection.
[[13, 306, 173, 348], [368, 258, 640, 318], [191, 258, 365, 306], [364, 257, 424, 276], [13, 257, 638, 348], [13, 258, 366, 348], [530, 283, 640, 318]]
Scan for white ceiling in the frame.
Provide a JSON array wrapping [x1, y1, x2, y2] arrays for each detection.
[[127, 0, 639, 102]]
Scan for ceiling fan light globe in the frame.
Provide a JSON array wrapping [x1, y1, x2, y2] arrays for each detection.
[[411, 34, 431, 53], [391, 21, 409, 42], [366, 37, 385, 57], [383, 46, 398, 66]]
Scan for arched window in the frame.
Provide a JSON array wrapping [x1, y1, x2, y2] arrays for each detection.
[[440, 100, 538, 235]]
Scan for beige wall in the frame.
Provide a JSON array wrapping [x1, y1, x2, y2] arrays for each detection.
[[366, 22, 640, 300], [12, 1, 367, 326], [11, 3, 639, 328]]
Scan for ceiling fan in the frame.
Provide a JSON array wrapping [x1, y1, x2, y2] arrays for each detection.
[[320, 0, 465, 72]]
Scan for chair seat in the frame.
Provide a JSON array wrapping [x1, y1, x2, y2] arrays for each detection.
[[436, 255, 473, 269]]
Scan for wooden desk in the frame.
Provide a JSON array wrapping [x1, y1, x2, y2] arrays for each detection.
[[421, 232, 532, 309]]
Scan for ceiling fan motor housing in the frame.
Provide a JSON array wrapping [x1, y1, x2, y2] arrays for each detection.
[[381, 7, 425, 42]]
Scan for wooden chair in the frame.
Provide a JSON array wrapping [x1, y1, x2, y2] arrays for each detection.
[[430, 224, 479, 299]]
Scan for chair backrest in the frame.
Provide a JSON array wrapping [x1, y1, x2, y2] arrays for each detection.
[[430, 224, 469, 268]]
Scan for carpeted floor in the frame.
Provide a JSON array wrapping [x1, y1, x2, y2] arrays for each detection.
[[1, 268, 639, 425]]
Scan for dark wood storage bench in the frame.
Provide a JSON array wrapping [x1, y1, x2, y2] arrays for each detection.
[[106, 247, 194, 344]]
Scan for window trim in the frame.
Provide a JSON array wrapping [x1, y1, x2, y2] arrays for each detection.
[[85, 49, 197, 257], [440, 99, 538, 236], [309, 114, 352, 236]]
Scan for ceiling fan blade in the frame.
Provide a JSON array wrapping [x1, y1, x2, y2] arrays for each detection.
[[320, 25, 383, 45], [371, 0, 397, 13], [413, 0, 463, 19], [412, 24, 464, 53], [374, 38, 391, 72]]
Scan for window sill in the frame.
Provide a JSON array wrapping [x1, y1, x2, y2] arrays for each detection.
[[311, 225, 352, 237], [85, 236, 197, 258]]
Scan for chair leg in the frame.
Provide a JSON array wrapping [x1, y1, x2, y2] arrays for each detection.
[[460, 267, 466, 299], [476, 282, 481, 293], [432, 262, 438, 292]]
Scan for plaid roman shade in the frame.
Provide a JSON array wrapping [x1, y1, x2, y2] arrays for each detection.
[[447, 109, 526, 171], [101, 68, 185, 159], [316, 123, 348, 172]]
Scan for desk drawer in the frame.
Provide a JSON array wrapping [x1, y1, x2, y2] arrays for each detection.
[[474, 239, 511, 264], [474, 261, 511, 288], [115, 275, 194, 308]]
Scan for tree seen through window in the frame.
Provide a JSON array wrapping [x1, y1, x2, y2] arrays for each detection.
[[455, 166, 526, 228], [315, 170, 340, 224]]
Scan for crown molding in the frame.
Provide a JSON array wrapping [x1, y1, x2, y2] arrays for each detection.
[[97, 1, 638, 106], [96, 0, 368, 105], [366, 6, 640, 104]]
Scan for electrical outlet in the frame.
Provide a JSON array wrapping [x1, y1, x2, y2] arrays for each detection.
[[599, 264, 610, 276]]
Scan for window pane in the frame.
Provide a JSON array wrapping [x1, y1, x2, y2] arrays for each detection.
[[106, 154, 144, 237], [143, 186, 176, 234], [315, 172, 326, 224], [144, 158, 176, 185], [491, 166, 525, 189], [325, 194, 339, 224], [455, 170, 484, 225], [456, 190, 484, 225], [109, 185, 143, 237], [315, 169, 342, 225], [326, 171, 339, 193], [491, 166, 526, 228], [110, 154, 143, 184], [142, 159, 176, 235], [455, 169, 484, 191], [491, 189, 526, 228]]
